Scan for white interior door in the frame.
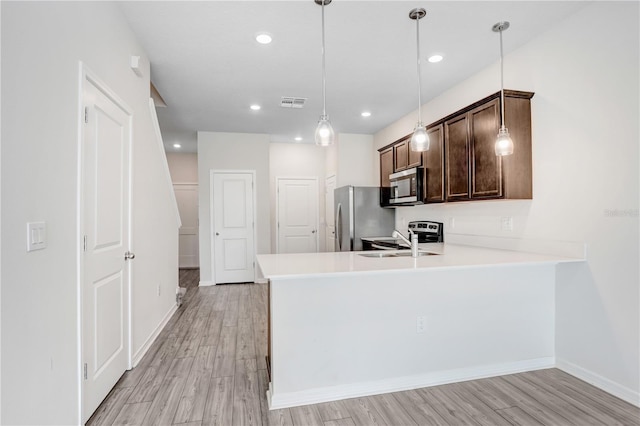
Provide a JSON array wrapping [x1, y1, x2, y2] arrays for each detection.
[[325, 175, 336, 252], [81, 74, 131, 422], [277, 178, 319, 254], [212, 172, 255, 283], [174, 184, 199, 268]]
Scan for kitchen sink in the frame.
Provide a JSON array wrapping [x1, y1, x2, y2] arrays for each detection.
[[393, 251, 438, 257], [359, 252, 399, 258], [359, 251, 438, 258]]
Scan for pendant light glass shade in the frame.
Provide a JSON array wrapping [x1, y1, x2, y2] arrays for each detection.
[[410, 123, 429, 152], [495, 127, 514, 156], [314, 0, 335, 147], [409, 8, 429, 152], [493, 21, 513, 157], [315, 115, 335, 147]]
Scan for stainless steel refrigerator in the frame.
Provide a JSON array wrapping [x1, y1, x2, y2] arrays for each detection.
[[334, 186, 396, 251]]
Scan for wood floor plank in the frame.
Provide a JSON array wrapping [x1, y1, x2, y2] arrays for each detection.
[[201, 311, 224, 347], [201, 376, 234, 426], [233, 359, 262, 426], [391, 389, 447, 426], [500, 374, 603, 425], [343, 397, 388, 426], [211, 326, 237, 377], [443, 382, 513, 426], [111, 402, 151, 426], [369, 393, 418, 426], [535, 369, 640, 424], [290, 404, 325, 426], [173, 346, 214, 424], [495, 406, 545, 426], [324, 418, 356, 426], [523, 370, 628, 426], [142, 358, 194, 426], [418, 387, 480, 426], [236, 317, 257, 360], [87, 387, 134, 426], [316, 400, 351, 422], [211, 285, 230, 312]]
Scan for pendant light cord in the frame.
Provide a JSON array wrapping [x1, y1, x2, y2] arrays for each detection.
[[321, 0, 327, 118], [415, 16, 422, 124], [499, 27, 505, 129]]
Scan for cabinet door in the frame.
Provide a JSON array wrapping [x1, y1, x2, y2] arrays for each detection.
[[444, 114, 470, 200], [408, 141, 423, 169], [470, 99, 502, 198], [379, 147, 393, 188], [423, 124, 444, 203], [393, 140, 409, 171]]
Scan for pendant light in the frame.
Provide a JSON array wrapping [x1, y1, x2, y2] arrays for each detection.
[[492, 21, 514, 156], [314, 0, 335, 147], [409, 8, 429, 152]]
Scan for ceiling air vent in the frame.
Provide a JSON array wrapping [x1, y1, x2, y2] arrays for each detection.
[[280, 97, 307, 109]]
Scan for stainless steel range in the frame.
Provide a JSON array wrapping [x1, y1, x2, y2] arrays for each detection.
[[361, 221, 443, 250]]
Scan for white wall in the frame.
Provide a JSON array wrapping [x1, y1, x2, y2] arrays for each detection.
[[197, 132, 271, 284], [166, 152, 199, 183], [1, 2, 179, 424], [374, 2, 639, 404], [335, 134, 376, 188]]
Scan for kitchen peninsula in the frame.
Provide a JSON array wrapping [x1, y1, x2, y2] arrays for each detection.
[[257, 244, 584, 410]]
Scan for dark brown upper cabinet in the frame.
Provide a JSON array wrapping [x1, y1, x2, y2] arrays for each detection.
[[379, 90, 533, 205], [393, 138, 422, 172], [423, 124, 445, 203]]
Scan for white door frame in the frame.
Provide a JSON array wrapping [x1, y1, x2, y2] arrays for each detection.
[[174, 182, 199, 268], [275, 176, 320, 254], [210, 170, 258, 284], [76, 63, 133, 423]]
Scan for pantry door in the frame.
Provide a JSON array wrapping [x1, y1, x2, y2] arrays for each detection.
[[276, 177, 319, 254], [212, 171, 256, 283]]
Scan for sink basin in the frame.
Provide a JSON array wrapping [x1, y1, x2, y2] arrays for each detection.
[[359, 252, 399, 258], [393, 251, 438, 257], [358, 251, 438, 258]]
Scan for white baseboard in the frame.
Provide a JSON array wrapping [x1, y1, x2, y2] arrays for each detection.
[[131, 303, 177, 367], [269, 357, 554, 409], [199, 280, 216, 287], [556, 358, 640, 407], [255, 278, 268, 284]]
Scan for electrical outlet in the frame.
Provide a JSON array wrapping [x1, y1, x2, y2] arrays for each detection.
[[500, 216, 513, 232], [449, 217, 455, 229], [157, 284, 161, 296], [416, 316, 426, 333]]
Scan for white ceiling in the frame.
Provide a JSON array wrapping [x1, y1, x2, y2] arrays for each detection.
[[119, 1, 588, 153]]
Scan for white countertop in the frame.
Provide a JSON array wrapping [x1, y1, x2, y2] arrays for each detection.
[[257, 243, 584, 279]]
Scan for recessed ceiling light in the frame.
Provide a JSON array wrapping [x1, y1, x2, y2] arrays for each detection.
[[250, 104, 261, 111], [173, 143, 181, 149], [256, 33, 272, 44], [294, 137, 303, 142], [361, 111, 372, 117], [428, 54, 443, 63]]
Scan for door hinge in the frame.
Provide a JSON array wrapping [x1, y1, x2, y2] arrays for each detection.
[[83, 235, 87, 252], [83, 363, 88, 380], [84, 107, 88, 124]]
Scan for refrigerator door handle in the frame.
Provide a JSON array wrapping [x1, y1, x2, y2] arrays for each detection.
[[335, 203, 342, 251]]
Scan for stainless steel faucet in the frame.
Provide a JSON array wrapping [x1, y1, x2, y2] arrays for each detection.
[[392, 229, 419, 258]]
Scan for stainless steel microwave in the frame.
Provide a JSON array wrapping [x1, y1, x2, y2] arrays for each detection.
[[388, 167, 424, 205]]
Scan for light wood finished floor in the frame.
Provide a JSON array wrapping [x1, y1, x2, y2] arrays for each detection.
[[88, 282, 640, 426]]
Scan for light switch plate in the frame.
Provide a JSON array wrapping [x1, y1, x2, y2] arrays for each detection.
[[27, 222, 47, 252]]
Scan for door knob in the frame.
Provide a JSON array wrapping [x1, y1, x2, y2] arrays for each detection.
[[124, 251, 135, 260], [215, 232, 220, 236], [311, 230, 316, 234]]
